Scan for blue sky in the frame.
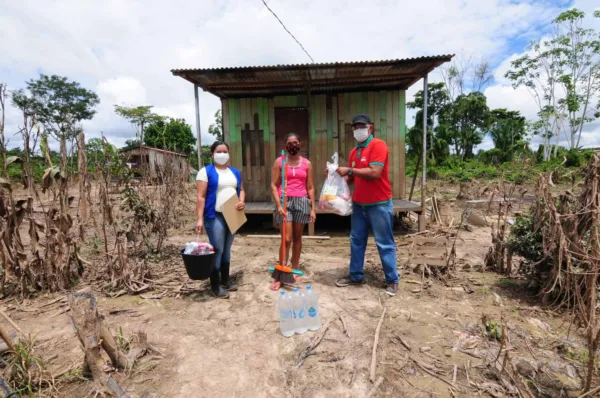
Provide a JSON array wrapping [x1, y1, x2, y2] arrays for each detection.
[[1, 0, 598, 151]]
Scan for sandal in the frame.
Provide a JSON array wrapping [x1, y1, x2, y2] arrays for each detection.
[[270, 280, 282, 291]]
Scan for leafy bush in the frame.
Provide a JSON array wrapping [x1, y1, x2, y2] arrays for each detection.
[[507, 215, 544, 264], [479, 148, 504, 165], [565, 148, 595, 168]]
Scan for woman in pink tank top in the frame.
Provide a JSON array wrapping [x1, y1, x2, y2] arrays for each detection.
[[269, 133, 316, 290]]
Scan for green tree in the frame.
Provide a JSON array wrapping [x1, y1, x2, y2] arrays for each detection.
[[437, 92, 490, 159], [552, 9, 600, 149], [23, 74, 99, 208], [407, 82, 450, 160], [124, 139, 141, 149], [188, 145, 211, 171], [506, 9, 600, 159], [114, 105, 164, 144], [488, 109, 528, 162], [85, 137, 109, 165], [208, 109, 223, 141], [143, 118, 195, 155]]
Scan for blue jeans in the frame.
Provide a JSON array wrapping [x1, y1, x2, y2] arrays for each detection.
[[349, 201, 399, 284], [204, 213, 234, 271]]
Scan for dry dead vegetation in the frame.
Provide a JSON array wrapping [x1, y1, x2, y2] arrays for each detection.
[[1, 115, 600, 396], [0, 107, 190, 395]]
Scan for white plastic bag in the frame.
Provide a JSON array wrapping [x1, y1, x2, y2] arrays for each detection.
[[318, 153, 353, 216], [183, 241, 214, 255]]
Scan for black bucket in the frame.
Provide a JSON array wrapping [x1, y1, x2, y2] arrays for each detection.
[[181, 249, 216, 280]]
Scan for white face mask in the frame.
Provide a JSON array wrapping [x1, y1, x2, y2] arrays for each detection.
[[353, 127, 370, 143], [213, 153, 229, 165]]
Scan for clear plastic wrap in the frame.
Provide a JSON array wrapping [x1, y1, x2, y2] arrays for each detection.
[[318, 153, 353, 216]]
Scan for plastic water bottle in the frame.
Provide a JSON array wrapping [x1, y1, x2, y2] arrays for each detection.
[[292, 288, 308, 334], [305, 285, 321, 331], [278, 291, 295, 337]]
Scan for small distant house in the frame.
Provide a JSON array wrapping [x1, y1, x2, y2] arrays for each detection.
[[121, 146, 189, 180]]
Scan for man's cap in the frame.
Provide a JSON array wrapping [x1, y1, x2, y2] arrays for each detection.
[[352, 113, 372, 125]]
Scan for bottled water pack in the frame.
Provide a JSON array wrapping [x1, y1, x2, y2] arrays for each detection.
[[278, 291, 295, 337], [304, 285, 320, 331], [278, 286, 320, 336]]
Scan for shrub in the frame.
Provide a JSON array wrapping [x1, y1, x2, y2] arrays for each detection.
[[565, 148, 595, 168], [506, 215, 544, 265]]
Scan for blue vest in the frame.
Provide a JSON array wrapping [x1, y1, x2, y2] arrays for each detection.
[[204, 164, 242, 219]]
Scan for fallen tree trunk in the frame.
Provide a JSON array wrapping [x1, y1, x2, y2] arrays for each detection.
[[0, 324, 15, 353], [68, 292, 130, 397]]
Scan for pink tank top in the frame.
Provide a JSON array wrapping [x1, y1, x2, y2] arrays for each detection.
[[277, 156, 308, 198]]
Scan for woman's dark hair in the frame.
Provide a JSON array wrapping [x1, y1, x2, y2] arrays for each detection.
[[285, 132, 300, 142], [210, 141, 230, 154]]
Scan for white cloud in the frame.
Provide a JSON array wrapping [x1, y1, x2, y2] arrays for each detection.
[[0, 0, 585, 153], [97, 77, 148, 106], [484, 85, 539, 120]]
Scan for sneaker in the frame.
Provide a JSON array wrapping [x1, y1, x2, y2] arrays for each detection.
[[386, 283, 399, 297], [335, 277, 366, 287]]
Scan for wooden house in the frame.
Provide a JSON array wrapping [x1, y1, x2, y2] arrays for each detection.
[[172, 56, 452, 232], [122, 146, 189, 181]]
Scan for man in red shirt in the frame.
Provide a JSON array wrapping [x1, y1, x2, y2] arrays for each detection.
[[335, 113, 399, 296]]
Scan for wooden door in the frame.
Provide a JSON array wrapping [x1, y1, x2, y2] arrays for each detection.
[[274, 108, 309, 160]]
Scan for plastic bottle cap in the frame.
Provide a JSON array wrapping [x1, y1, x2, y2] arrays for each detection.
[[293, 287, 299, 292], [280, 291, 285, 295], [306, 285, 312, 290]]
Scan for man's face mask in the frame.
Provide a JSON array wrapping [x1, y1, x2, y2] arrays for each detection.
[[353, 126, 370, 143], [286, 141, 301, 155]]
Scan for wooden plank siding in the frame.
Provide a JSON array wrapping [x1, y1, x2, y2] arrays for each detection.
[[398, 90, 407, 199], [331, 96, 338, 167], [379, 91, 387, 143], [337, 94, 345, 160], [220, 89, 407, 204], [268, 97, 276, 197], [222, 99, 230, 143], [392, 92, 399, 198], [259, 97, 271, 198]]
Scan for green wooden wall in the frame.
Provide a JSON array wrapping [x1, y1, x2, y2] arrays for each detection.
[[222, 90, 406, 202]]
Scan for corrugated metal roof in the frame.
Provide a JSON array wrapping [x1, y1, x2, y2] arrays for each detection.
[[122, 146, 187, 157], [172, 55, 453, 98], [171, 55, 453, 73]]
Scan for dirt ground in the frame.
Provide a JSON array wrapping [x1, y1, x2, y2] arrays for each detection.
[[0, 183, 596, 397]]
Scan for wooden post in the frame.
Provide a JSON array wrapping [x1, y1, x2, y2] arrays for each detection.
[[418, 74, 428, 232], [194, 85, 203, 168]]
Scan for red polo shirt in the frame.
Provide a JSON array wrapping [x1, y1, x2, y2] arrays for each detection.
[[348, 136, 392, 205]]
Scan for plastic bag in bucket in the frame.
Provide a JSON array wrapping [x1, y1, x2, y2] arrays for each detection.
[[318, 152, 352, 216], [181, 241, 216, 280]]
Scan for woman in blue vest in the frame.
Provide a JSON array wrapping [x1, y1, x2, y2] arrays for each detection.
[[196, 141, 245, 298]]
